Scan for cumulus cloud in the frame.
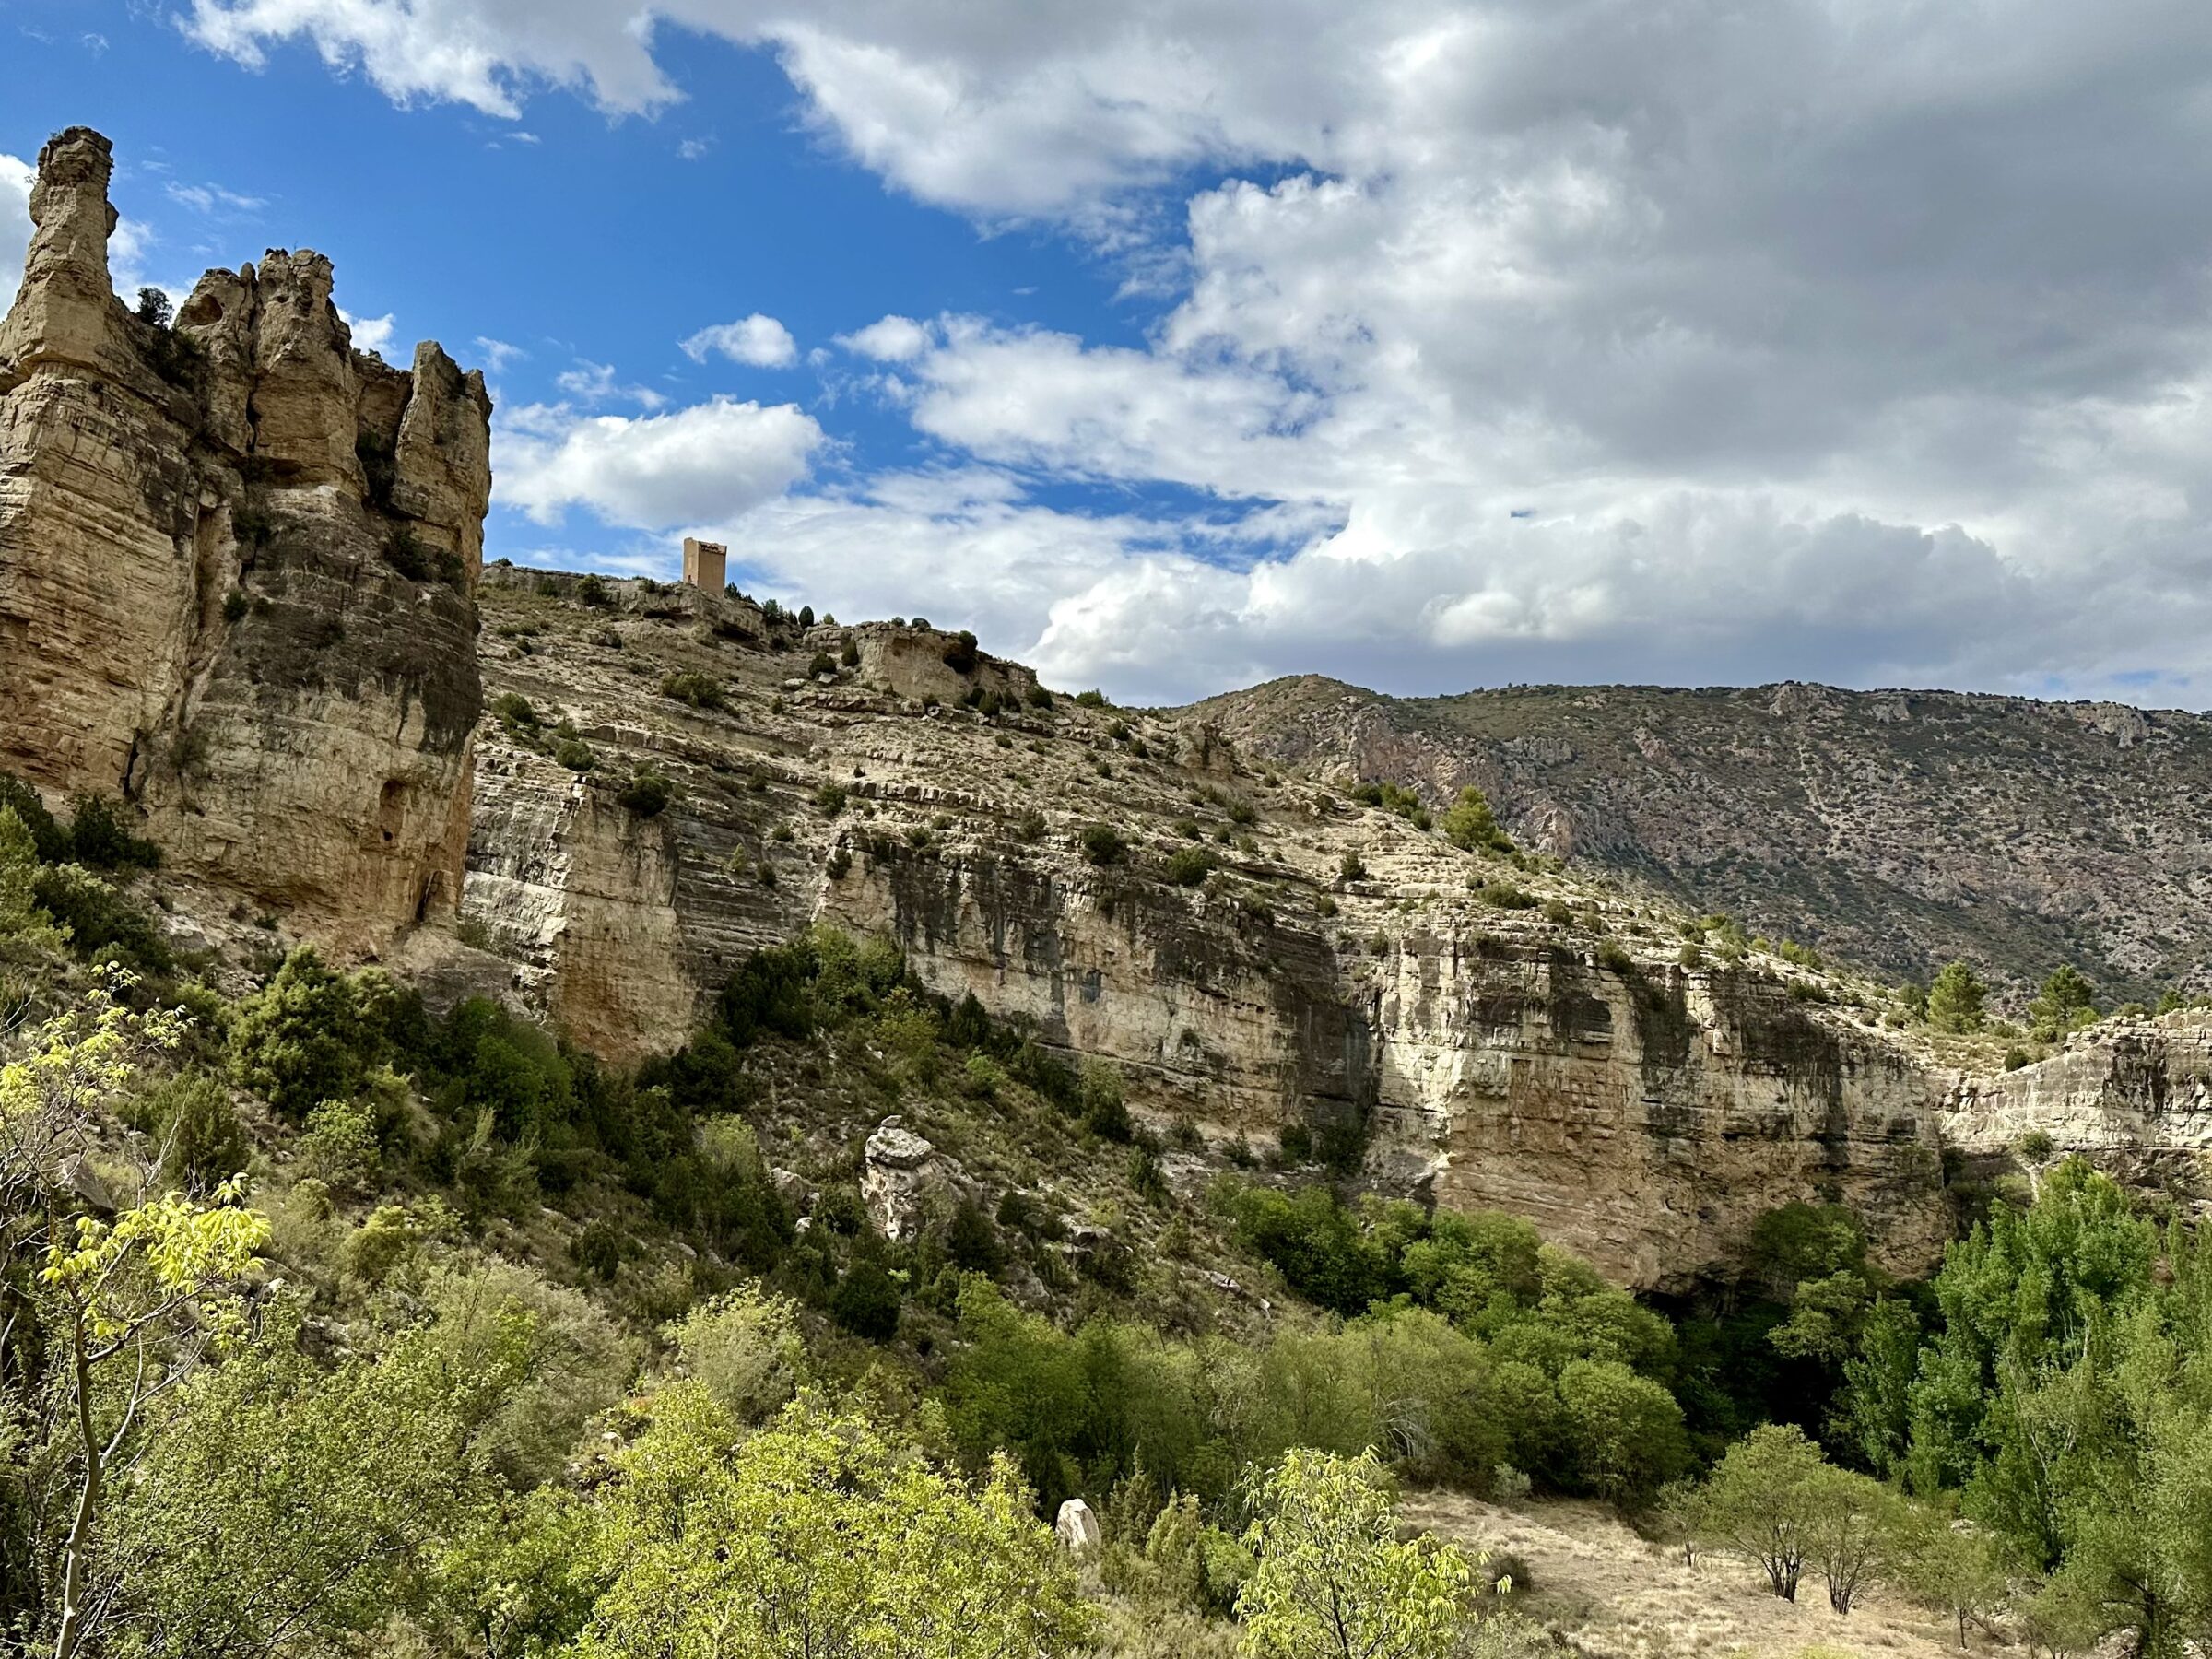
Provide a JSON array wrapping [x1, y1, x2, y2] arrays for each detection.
[[338, 307, 396, 356], [836, 313, 932, 362], [179, 0, 2212, 703], [0, 154, 30, 276], [498, 396, 826, 527], [474, 335, 526, 372], [555, 359, 666, 409], [681, 312, 798, 368]]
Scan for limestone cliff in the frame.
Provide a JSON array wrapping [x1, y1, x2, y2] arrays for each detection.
[[0, 127, 488, 952], [460, 567, 1959, 1289]]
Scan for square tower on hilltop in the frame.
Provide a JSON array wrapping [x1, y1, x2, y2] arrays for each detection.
[[681, 537, 727, 591]]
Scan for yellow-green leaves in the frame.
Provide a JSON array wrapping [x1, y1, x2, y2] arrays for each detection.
[[1237, 1449, 1478, 1659], [569, 1390, 1097, 1659], [41, 1183, 269, 1340]]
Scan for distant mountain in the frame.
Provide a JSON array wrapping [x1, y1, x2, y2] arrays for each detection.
[[1188, 675, 2212, 1002]]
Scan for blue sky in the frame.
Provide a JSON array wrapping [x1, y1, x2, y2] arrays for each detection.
[[7, 0, 2212, 708]]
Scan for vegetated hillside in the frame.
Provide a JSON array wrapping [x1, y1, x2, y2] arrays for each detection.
[[455, 566, 1985, 1292], [1187, 675, 2212, 1006]]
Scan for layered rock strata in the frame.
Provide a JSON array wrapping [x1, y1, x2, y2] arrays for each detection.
[[0, 126, 489, 951]]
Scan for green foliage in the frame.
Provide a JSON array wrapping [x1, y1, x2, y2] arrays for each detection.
[[1926, 959, 1988, 1033], [0, 775, 67, 861], [138, 1067, 252, 1190], [1166, 846, 1218, 887], [944, 629, 981, 673], [664, 1282, 806, 1423], [1474, 881, 1537, 910], [551, 1391, 1096, 1659], [1236, 1449, 1480, 1659], [229, 948, 410, 1120], [1442, 786, 1515, 854], [1686, 1422, 1827, 1599], [575, 571, 611, 607], [2029, 964, 2099, 1037], [492, 691, 540, 730], [31, 863, 171, 971], [659, 669, 727, 710], [0, 806, 63, 950], [554, 736, 597, 771], [65, 794, 160, 869], [815, 782, 848, 816], [1081, 823, 1127, 865], [1076, 688, 1109, 708], [615, 765, 673, 816]]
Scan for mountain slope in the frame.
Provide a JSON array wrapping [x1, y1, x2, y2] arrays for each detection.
[[1187, 675, 2212, 1002]]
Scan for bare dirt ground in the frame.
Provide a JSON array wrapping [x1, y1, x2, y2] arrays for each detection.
[[1403, 1490, 2000, 1658]]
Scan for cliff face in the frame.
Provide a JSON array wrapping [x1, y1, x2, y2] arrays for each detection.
[[1188, 677, 2212, 1006], [0, 127, 488, 952], [460, 568, 1958, 1289]]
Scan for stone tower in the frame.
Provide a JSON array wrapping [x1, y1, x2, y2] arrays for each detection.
[[0, 125, 492, 953], [682, 536, 727, 591]]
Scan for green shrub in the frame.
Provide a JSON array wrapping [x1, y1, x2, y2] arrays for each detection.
[[942, 629, 980, 674], [617, 767, 674, 817], [807, 651, 837, 678], [1025, 684, 1053, 709], [67, 794, 161, 869], [553, 738, 595, 772], [491, 692, 539, 731], [659, 670, 726, 711], [33, 865, 171, 971], [841, 637, 862, 667], [1164, 847, 1216, 888], [1926, 960, 1988, 1033], [1474, 882, 1536, 910], [1080, 1060, 1134, 1142], [1339, 852, 1368, 881], [816, 783, 848, 817], [1597, 940, 1636, 973], [1016, 809, 1047, 843], [0, 776, 65, 862], [143, 1069, 253, 1190], [230, 950, 406, 1121], [830, 1258, 902, 1339], [1081, 824, 1127, 865], [1076, 689, 1109, 709], [575, 571, 611, 607]]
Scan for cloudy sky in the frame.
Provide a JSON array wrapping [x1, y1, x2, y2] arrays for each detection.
[[7, 1, 2212, 706]]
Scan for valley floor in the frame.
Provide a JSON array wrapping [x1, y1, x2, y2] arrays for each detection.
[[1405, 1492, 1985, 1658]]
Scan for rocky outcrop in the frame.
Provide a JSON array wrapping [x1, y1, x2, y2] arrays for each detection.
[[860, 1118, 966, 1243], [456, 569, 1962, 1289], [0, 127, 490, 952], [1944, 1012, 2212, 1197]]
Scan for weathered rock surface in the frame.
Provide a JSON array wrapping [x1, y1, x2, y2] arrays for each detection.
[[0, 126, 488, 953], [1943, 1011, 2212, 1196], [860, 1117, 963, 1243], [457, 568, 1973, 1288]]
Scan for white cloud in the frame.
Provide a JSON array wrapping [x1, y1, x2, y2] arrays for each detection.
[[680, 312, 797, 368], [677, 137, 712, 160], [0, 154, 30, 280], [164, 180, 266, 215], [837, 313, 932, 362], [473, 335, 525, 372], [556, 359, 665, 409], [175, 0, 2212, 704], [338, 307, 396, 356], [497, 395, 826, 527]]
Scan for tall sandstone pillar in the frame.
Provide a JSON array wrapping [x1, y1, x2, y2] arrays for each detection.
[[0, 126, 491, 953]]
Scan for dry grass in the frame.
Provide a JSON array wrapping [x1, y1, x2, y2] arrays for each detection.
[[1402, 1489, 1996, 1659]]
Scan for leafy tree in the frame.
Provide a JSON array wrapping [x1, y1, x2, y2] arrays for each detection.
[[1080, 823, 1127, 865], [1441, 787, 1514, 855], [1801, 1465, 1907, 1614], [1896, 1511, 2010, 1650], [1925, 960, 1989, 1034], [1236, 1448, 1479, 1659], [664, 1283, 806, 1423], [561, 1390, 1095, 1658], [0, 806, 64, 949], [1688, 1423, 1828, 1599], [229, 949, 403, 1119], [2029, 964, 2099, 1035]]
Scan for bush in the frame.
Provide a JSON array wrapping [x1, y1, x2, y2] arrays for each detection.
[[1016, 809, 1047, 843], [1076, 689, 1109, 709], [659, 670, 726, 711], [575, 572, 611, 607], [830, 1258, 902, 1340], [1474, 882, 1536, 910], [1081, 824, 1127, 865], [229, 949, 404, 1120], [665, 1284, 806, 1422], [942, 629, 980, 673], [1025, 684, 1053, 709], [1544, 898, 1574, 925], [67, 794, 161, 869], [617, 766, 674, 817], [142, 1069, 253, 1190], [295, 1097, 382, 1194], [1164, 847, 1216, 887], [31, 865, 171, 971], [0, 776, 65, 862], [841, 637, 862, 667], [1080, 1060, 1134, 1142], [553, 737, 595, 772], [807, 651, 837, 677], [816, 782, 848, 817], [491, 692, 539, 731]]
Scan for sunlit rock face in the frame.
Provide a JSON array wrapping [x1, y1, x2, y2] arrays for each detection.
[[0, 125, 490, 952]]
